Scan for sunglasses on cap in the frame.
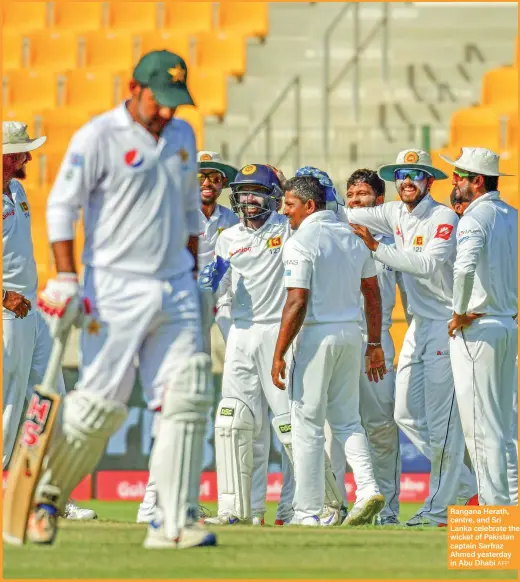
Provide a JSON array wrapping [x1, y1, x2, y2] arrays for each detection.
[[197, 171, 223, 184], [394, 169, 431, 181]]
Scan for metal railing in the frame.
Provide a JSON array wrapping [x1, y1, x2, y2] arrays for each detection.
[[322, 3, 390, 161], [234, 75, 301, 170]]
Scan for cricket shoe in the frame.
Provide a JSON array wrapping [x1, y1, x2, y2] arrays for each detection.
[[342, 494, 385, 526], [252, 515, 265, 526], [63, 500, 97, 520], [27, 504, 59, 545], [465, 494, 479, 506], [204, 511, 243, 526], [274, 518, 291, 526], [406, 514, 447, 527], [319, 505, 348, 526], [289, 515, 321, 526], [144, 521, 217, 549], [375, 515, 400, 526]]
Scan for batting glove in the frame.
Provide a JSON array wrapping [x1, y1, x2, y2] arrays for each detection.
[[37, 273, 91, 337]]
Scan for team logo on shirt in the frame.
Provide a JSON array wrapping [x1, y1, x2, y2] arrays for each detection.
[[178, 148, 189, 162], [87, 319, 101, 335], [217, 227, 226, 235], [19, 202, 30, 217], [124, 149, 144, 168], [434, 224, 454, 240], [266, 236, 281, 249]]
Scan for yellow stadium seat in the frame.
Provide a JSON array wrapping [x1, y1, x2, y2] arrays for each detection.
[[163, 2, 214, 34], [81, 31, 136, 71], [39, 109, 95, 149], [26, 31, 79, 71], [3, 30, 24, 70], [194, 32, 246, 79], [450, 106, 503, 152], [175, 106, 204, 149], [481, 67, 518, 111], [218, 3, 268, 41], [107, 2, 158, 32], [188, 69, 227, 118], [138, 31, 191, 64], [3, 2, 48, 33], [37, 148, 67, 186], [4, 70, 59, 111], [50, 1, 104, 33], [63, 70, 122, 111]]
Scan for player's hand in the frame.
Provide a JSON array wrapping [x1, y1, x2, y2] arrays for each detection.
[[3, 290, 32, 318], [38, 273, 91, 337], [272, 356, 287, 390], [448, 312, 485, 338], [365, 344, 386, 383], [349, 223, 379, 252]]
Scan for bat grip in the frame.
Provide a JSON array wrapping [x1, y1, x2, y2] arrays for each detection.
[[39, 327, 71, 397]]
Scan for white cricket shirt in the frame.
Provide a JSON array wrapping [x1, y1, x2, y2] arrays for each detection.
[[198, 204, 239, 272], [453, 191, 518, 316], [2, 180, 38, 319], [283, 211, 377, 325], [47, 102, 200, 279], [214, 212, 290, 324], [346, 195, 459, 320]]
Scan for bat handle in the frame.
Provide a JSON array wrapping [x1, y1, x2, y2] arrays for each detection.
[[39, 327, 71, 396]]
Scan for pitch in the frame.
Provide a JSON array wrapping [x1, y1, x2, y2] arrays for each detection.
[[3, 502, 517, 579]]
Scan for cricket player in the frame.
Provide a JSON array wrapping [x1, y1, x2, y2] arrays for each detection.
[[327, 168, 403, 525], [2, 121, 96, 522], [272, 167, 385, 526], [26, 51, 216, 549], [347, 149, 477, 526], [200, 164, 345, 526], [449, 182, 518, 506], [137, 151, 238, 524], [443, 147, 518, 505]]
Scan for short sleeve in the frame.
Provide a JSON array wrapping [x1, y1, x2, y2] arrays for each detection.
[[283, 239, 312, 289], [361, 252, 377, 279]]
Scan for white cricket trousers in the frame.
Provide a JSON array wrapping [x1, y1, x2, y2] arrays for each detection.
[[290, 322, 379, 521], [220, 321, 294, 521], [450, 316, 518, 505], [3, 310, 66, 469], [394, 316, 474, 523]]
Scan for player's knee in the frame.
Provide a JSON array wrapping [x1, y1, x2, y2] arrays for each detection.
[[162, 353, 213, 422], [64, 389, 128, 439]]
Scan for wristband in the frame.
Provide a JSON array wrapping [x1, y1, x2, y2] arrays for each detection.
[[367, 342, 381, 347]]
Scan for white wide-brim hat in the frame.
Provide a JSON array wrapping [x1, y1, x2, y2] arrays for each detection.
[[378, 148, 448, 181], [3, 121, 46, 154], [197, 150, 238, 186], [439, 147, 514, 176]]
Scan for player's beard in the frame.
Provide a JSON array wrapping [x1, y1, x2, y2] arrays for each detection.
[[201, 188, 219, 206], [454, 181, 473, 205], [13, 166, 26, 180], [397, 180, 428, 207]]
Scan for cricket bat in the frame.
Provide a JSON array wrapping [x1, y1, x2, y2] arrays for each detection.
[[3, 326, 71, 545]]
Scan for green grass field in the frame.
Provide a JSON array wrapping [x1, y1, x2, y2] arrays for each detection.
[[3, 502, 517, 580]]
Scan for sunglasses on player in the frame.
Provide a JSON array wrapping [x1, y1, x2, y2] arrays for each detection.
[[197, 172, 224, 185], [452, 169, 477, 182], [394, 169, 432, 182]]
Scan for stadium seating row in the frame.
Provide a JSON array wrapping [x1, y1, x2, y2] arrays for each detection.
[[2, 2, 268, 39]]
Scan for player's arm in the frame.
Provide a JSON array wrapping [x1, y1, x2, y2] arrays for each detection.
[[395, 270, 412, 325], [182, 123, 201, 274], [272, 241, 311, 390], [360, 254, 386, 383], [347, 203, 395, 236], [448, 215, 486, 336]]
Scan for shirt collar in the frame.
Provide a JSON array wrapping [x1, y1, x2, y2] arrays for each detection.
[[112, 101, 167, 148], [298, 210, 337, 230], [405, 193, 434, 219], [199, 205, 222, 222], [465, 191, 501, 213]]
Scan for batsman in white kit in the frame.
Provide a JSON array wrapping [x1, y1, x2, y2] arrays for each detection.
[[2, 121, 96, 522], [443, 147, 518, 506], [348, 150, 478, 526], [24, 51, 216, 549], [272, 167, 385, 527], [137, 150, 238, 523], [327, 168, 406, 525]]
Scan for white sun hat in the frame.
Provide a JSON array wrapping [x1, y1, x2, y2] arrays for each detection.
[[378, 148, 448, 181], [439, 147, 514, 176], [3, 121, 47, 154], [197, 151, 238, 186]]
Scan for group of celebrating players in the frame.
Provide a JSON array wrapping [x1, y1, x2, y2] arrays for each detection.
[[2, 49, 517, 550]]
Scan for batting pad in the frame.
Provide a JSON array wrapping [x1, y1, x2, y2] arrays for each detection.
[[214, 397, 255, 520], [35, 390, 128, 512], [324, 450, 344, 509], [272, 412, 294, 463], [151, 353, 213, 540]]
